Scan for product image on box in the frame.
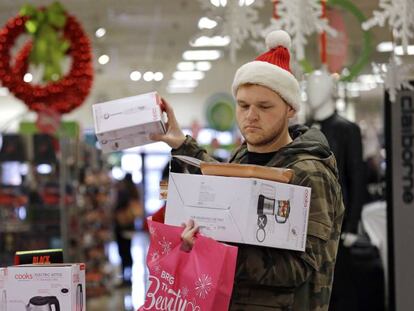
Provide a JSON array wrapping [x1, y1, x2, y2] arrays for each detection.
[[256, 184, 292, 242], [26, 296, 60, 311]]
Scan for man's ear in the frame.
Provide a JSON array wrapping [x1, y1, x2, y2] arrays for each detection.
[[287, 104, 296, 118]]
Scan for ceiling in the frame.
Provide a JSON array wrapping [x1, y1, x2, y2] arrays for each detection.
[[0, 0, 398, 114]]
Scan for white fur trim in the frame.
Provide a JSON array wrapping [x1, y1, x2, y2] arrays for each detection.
[[265, 30, 291, 50], [232, 61, 301, 111]]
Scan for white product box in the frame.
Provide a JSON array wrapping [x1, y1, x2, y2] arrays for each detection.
[[165, 173, 311, 251], [0, 263, 85, 311], [93, 92, 166, 153]]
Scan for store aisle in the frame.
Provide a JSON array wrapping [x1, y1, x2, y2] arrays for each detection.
[[87, 231, 150, 311]]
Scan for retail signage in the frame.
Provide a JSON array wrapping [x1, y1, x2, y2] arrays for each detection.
[[385, 86, 414, 311]]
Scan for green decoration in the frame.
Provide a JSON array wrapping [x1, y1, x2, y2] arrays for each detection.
[[19, 121, 79, 138], [205, 93, 236, 132], [328, 0, 374, 82], [19, 2, 69, 82], [298, 0, 373, 82]]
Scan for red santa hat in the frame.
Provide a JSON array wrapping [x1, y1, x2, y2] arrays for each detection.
[[232, 30, 301, 111]]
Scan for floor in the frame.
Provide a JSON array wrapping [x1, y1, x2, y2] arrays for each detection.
[[87, 232, 150, 311]]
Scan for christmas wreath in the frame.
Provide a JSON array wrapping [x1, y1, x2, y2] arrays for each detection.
[[0, 2, 93, 114]]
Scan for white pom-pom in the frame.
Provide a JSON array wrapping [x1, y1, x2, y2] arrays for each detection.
[[265, 30, 291, 50]]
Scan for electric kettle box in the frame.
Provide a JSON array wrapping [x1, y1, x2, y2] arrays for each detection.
[[0, 263, 85, 311], [165, 173, 311, 251], [93, 91, 166, 153]]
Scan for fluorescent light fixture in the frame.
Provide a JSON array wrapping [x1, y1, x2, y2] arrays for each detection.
[[198, 17, 218, 30], [154, 72, 164, 81], [177, 62, 195, 71], [98, 54, 110, 65], [196, 61, 212, 71], [130, 71, 141, 81], [395, 45, 414, 55], [95, 27, 106, 38], [210, 0, 227, 7], [143, 71, 154, 81], [23, 73, 33, 83], [239, 0, 255, 6], [173, 71, 205, 80], [376, 41, 393, 52], [377, 41, 414, 55], [182, 50, 221, 61], [37, 164, 52, 174], [190, 36, 230, 47], [0, 87, 9, 96], [168, 80, 199, 88], [166, 86, 195, 94]]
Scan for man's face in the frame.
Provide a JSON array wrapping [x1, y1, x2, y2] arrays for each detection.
[[236, 84, 295, 152]]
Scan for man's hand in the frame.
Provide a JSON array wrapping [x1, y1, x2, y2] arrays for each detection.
[[150, 98, 186, 149], [181, 219, 199, 251]]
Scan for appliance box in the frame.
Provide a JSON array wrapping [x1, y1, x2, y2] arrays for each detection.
[[165, 173, 311, 251], [0, 263, 85, 311], [92, 91, 166, 153]]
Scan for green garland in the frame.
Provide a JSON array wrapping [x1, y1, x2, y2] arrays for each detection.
[[19, 1, 69, 82], [328, 0, 373, 82]]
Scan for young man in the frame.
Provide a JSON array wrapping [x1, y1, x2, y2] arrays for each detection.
[[152, 30, 344, 311]]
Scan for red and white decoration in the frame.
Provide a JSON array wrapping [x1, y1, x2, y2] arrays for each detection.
[[0, 13, 93, 115], [261, 0, 337, 60]]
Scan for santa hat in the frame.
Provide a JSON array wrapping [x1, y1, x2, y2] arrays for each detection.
[[232, 30, 301, 111]]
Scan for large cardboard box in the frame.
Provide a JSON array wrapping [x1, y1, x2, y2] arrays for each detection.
[[0, 263, 85, 311], [93, 92, 166, 153], [165, 173, 311, 251]]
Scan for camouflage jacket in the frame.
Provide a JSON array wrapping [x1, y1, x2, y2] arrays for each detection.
[[171, 125, 344, 311]]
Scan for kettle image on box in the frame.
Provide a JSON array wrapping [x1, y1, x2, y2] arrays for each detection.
[[26, 296, 60, 311]]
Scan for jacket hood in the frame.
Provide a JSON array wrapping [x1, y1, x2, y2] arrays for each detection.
[[277, 124, 338, 176]]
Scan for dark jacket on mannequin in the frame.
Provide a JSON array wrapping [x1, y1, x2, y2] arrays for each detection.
[[309, 112, 364, 234]]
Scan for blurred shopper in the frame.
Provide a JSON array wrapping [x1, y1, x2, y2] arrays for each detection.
[[151, 30, 344, 311], [114, 173, 143, 285]]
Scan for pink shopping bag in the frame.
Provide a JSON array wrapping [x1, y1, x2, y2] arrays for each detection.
[[139, 219, 238, 311]]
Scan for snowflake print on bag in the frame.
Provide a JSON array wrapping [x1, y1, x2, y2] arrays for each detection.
[[158, 237, 172, 255], [149, 225, 157, 237], [150, 251, 160, 263], [153, 265, 161, 274], [195, 274, 213, 299], [181, 286, 189, 298]]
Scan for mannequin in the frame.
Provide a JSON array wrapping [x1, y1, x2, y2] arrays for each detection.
[[306, 70, 364, 234], [306, 70, 366, 311]]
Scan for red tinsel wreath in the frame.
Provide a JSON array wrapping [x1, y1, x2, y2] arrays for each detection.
[[0, 14, 93, 114]]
